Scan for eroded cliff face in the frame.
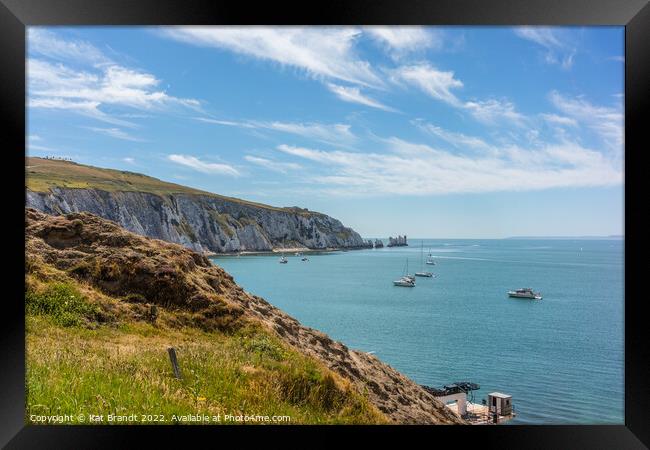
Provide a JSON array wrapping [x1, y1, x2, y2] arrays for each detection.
[[26, 188, 366, 253]]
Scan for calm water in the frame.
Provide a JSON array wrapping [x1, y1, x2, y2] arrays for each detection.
[[211, 239, 624, 424]]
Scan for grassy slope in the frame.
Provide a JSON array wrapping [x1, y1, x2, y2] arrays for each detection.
[[25, 157, 314, 215], [25, 275, 386, 425]]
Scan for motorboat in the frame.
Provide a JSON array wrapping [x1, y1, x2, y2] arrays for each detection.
[[279, 255, 288, 264], [507, 288, 542, 300]]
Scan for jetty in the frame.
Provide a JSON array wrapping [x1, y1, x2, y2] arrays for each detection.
[[422, 382, 516, 425]]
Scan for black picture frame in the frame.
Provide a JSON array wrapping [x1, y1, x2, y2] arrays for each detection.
[[2, 0, 648, 448]]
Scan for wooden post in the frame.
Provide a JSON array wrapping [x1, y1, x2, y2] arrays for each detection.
[[167, 347, 182, 379]]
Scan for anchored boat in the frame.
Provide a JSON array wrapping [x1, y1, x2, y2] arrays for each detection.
[[415, 241, 434, 277], [279, 255, 288, 264], [394, 259, 416, 287], [508, 288, 542, 300]]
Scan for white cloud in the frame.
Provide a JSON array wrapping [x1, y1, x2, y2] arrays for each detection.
[[392, 64, 463, 106], [28, 28, 112, 67], [549, 91, 624, 151], [414, 121, 494, 152], [276, 140, 621, 197], [29, 59, 199, 115], [463, 98, 527, 126], [123, 157, 135, 164], [539, 113, 578, 127], [161, 26, 383, 88], [364, 26, 443, 60], [86, 127, 147, 142], [326, 83, 397, 112], [196, 117, 356, 145], [514, 27, 576, 69], [27, 31, 200, 126], [244, 155, 302, 173], [392, 63, 527, 126], [168, 154, 240, 176]]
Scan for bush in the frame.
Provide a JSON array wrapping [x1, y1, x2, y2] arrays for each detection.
[[244, 334, 286, 361], [26, 282, 98, 327]]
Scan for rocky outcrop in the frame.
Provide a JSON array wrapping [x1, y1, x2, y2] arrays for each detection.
[[25, 208, 464, 424], [26, 187, 366, 253]]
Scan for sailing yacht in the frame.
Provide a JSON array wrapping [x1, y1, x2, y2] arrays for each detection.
[[415, 241, 433, 277], [279, 254, 288, 264], [394, 259, 416, 287], [426, 248, 436, 265]]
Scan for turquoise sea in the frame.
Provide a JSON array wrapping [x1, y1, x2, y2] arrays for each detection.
[[211, 239, 624, 424]]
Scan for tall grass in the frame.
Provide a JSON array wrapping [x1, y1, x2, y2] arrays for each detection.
[[26, 316, 385, 425]]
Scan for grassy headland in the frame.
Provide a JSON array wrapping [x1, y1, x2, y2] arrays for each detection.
[[25, 157, 318, 216]]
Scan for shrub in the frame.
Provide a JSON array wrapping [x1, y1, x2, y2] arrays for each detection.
[[25, 282, 98, 327]]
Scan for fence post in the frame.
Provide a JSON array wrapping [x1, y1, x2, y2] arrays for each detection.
[[167, 347, 182, 379]]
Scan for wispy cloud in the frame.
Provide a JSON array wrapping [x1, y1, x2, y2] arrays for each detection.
[[27, 31, 200, 127], [392, 63, 463, 106], [86, 127, 147, 142], [123, 157, 135, 164], [161, 27, 383, 89], [196, 117, 356, 145], [28, 28, 112, 67], [325, 83, 397, 112], [276, 140, 621, 197], [168, 154, 240, 176], [539, 113, 578, 127], [463, 98, 527, 126], [244, 155, 302, 173], [549, 91, 623, 151], [413, 120, 494, 152], [514, 27, 576, 69], [391, 64, 527, 126], [364, 26, 443, 60]]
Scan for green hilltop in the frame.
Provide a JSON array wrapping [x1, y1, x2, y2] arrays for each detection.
[[25, 157, 316, 215]]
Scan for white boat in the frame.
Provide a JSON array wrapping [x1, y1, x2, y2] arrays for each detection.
[[416, 241, 434, 277], [426, 247, 436, 265], [393, 278, 415, 287], [394, 259, 416, 287], [507, 288, 542, 300], [279, 255, 288, 264]]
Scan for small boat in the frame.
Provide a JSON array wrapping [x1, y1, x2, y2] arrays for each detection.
[[394, 259, 416, 287], [279, 255, 288, 264], [393, 277, 415, 287], [416, 241, 434, 277], [508, 288, 542, 300], [301, 257, 309, 261], [295, 252, 302, 256]]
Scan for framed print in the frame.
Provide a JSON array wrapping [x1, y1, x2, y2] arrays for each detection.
[[1, 0, 648, 448]]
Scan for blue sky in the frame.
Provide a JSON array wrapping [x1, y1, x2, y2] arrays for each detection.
[[26, 26, 624, 238]]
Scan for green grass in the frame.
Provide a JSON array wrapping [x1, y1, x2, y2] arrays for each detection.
[[24, 271, 386, 425], [25, 282, 99, 327], [26, 317, 384, 425]]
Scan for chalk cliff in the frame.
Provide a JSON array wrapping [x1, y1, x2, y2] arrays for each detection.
[[26, 157, 367, 253]]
